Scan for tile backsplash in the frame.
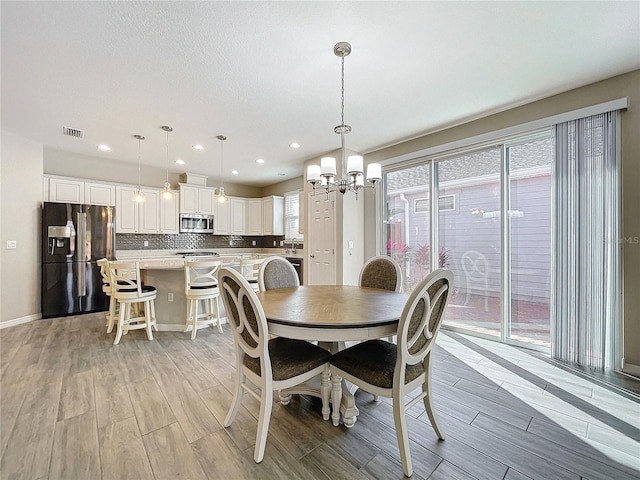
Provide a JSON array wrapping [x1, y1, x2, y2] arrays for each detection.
[[116, 233, 284, 250]]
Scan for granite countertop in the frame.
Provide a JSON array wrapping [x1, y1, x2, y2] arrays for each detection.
[[116, 248, 304, 261]]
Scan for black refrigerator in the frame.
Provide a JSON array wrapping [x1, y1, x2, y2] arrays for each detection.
[[41, 202, 116, 318]]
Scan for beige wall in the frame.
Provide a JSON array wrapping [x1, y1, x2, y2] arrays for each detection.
[[261, 176, 303, 197], [1, 131, 43, 324], [364, 70, 640, 367]]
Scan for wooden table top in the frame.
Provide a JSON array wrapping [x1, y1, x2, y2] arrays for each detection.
[[256, 285, 408, 329]]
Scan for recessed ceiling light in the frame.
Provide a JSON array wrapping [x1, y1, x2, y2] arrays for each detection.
[[192, 144, 204, 150], [175, 159, 185, 165], [256, 158, 265, 164], [231, 170, 239, 175], [289, 142, 300, 149], [97, 144, 111, 151]]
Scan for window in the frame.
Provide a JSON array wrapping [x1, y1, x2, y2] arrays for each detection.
[[284, 190, 303, 241], [413, 195, 456, 214]]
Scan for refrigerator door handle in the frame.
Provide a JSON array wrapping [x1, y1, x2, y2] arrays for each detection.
[[77, 212, 87, 297], [78, 262, 86, 297]]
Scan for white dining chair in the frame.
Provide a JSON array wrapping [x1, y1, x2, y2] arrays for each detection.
[[184, 259, 223, 340], [218, 267, 331, 463], [330, 269, 453, 477], [108, 260, 157, 345], [97, 258, 118, 334]]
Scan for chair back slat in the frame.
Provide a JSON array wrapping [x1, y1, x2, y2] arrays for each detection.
[[108, 261, 142, 296], [239, 257, 265, 282], [185, 259, 222, 293]]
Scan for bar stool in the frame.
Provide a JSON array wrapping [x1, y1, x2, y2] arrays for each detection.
[[97, 258, 118, 333], [108, 260, 157, 345], [184, 259, 223, 340], [239, 257, 265, 292]]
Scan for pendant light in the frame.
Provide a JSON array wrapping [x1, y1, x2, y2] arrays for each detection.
[[161, 125, 174, 200], [216, 134, 228, 204], [133, 134, 146, 203]]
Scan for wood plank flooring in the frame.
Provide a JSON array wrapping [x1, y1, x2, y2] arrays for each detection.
[[1, 313, 638, 480]]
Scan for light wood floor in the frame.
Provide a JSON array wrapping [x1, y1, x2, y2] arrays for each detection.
[[1, 312, 639, 480]]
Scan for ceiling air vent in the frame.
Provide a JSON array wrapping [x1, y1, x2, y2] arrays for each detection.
[[62, 126, 84, 138]]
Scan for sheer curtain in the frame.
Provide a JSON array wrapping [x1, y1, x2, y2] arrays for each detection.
[[552, 112, 620, 371]]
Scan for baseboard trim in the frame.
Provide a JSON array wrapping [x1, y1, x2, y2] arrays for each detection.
[[0, 313, 42, 329], [155, 317, 228, 332], [622, 363, 640, 379]]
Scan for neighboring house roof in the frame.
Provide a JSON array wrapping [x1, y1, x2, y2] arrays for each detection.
[[387, 136, 553, 192]]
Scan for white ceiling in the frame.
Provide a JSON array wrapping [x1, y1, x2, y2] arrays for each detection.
[[2, 1, 639, 187]]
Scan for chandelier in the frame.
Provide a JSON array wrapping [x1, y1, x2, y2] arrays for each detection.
[[306, 41, 382, 198]]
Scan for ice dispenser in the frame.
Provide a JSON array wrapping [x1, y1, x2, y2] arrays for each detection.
[[47, 222, 75, 256]]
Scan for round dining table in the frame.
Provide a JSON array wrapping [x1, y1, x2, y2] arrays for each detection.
[[256, 284, 408, 427]]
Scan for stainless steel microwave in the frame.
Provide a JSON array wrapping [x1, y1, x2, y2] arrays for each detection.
[[179, 213, 214, 233]]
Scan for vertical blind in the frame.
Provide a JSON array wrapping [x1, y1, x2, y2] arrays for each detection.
[[552, 112, 620, 371]]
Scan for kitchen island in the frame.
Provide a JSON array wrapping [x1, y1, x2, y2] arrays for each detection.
[[114, 249, 304, 330]]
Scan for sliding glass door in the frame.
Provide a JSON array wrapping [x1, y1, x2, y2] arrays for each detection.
[[383, 134, 552, 350]]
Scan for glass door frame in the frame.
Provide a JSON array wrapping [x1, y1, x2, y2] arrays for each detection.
[[378, 130, 552, 353]]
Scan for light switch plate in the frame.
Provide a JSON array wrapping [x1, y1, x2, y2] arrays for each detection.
[[348, 240, 354, 249], [6, 240, 17, 249]]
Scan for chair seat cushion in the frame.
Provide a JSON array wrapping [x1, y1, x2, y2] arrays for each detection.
[[118, 285, 156, 294], [330, 339, 424, 388], [188, 284, 218, 290], [244, 337, 331, 381]]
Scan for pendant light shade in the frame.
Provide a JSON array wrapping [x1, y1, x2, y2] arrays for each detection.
[[217, 135, 228, 204], [161, 126, 174, 200], [133, 134, 146, 203]]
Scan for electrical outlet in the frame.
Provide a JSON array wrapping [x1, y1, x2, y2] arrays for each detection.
[[144, 240, 149, 247], [6, 240, 17, 249], [252, 240, 257, 246], [280, 240, 284, 246], [229, 239, 233, 246], [168, 293, 174, 302], [273, 241, 276, 246]]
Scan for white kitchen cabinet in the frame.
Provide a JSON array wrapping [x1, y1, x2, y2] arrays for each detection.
[[262, 196, 284, 235], [160, 191, 179, 234], [116, 186, 138, 233], [85, 182, 116, 206], [48, 178, 84, 204], [246, 199, 263, 235], [178, 183, 216, 214], [230, 197, 245, 235], [214, 198, 230, 234], [115, 186, 161, 233], [46, 176, 115, 206]]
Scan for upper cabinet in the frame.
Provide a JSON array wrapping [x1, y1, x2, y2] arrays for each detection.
[[160, 192, 180, 234], [46, 176, 115, 206], [115, 186, 177, 234], [179, 184, 216, 215], [246, 199, 263, 235], [214, 198, 230, 235], [85, 182, 116, 206], [262, 196, 284, 235], [230, 197, 245, 235]]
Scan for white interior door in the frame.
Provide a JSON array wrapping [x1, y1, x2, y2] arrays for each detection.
[[308, 191, 336, 285]]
